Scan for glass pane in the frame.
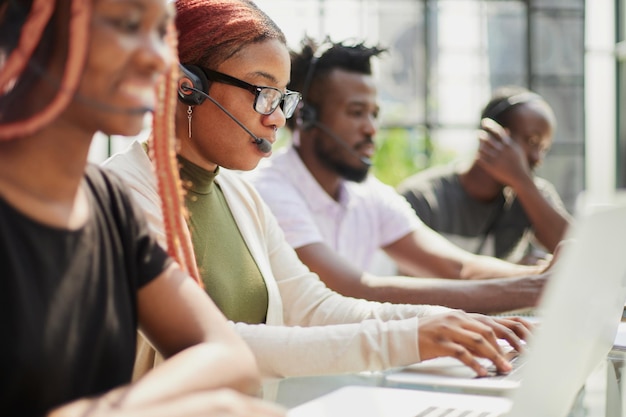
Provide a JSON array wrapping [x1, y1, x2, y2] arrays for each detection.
[[376, 0, 426, 125], [429, 1, 491, 130], [617, 59, 626, 188], [531, 13, 584, 76], [530, 0, 584, 10], [533, 84, 584, 145], [619, 0, 626, 187], [484, 1, 528, 81], [429, 127, 479, 164], [255, 0, 321, 49], [535, 153, 584, 210], [437, 75, 491, 125]]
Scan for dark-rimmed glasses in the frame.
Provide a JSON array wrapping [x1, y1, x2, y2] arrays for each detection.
[[200, 67, 301, 119]]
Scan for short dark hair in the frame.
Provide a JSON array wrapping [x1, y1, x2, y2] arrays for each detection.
[[288, 36, 386, 130]]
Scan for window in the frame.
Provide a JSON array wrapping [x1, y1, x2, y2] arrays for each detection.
[[257, 0, 585, 209]]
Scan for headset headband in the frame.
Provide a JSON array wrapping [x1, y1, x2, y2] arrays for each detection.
[[485, 91, 542, 120], [300, 41, 334, 104]]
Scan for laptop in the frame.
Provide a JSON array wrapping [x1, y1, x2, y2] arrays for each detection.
[[385, 194, 626, 394], [288, 198, 626, 417]]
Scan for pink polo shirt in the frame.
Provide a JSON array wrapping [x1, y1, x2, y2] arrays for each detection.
[[246, 146, 423, 273]]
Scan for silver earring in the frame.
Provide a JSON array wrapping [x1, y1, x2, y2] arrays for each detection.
[[187, 106, 193, 138]]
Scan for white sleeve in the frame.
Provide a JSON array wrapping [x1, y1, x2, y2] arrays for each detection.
[[234, 191, 451, 378], [232, 317, 421, 378]]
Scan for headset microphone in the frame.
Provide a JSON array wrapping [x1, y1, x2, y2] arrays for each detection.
[[24, 58, 155, 116], [73, 93, 154, 115], [182, 85, 272, 153], [177, 63, 272, 154], [309, 119, 372, 167]]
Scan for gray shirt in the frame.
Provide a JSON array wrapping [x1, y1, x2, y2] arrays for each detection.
[[397, 163, 567, 261]]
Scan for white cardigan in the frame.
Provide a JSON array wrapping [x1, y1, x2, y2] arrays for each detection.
[[103, 141, 452, 378]]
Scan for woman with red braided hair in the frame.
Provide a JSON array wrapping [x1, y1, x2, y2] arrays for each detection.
[[0, 0, 285, 416], [105, 0, 533, 385]]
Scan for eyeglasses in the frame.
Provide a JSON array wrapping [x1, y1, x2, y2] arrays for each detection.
[[200, 67, 302, 119]]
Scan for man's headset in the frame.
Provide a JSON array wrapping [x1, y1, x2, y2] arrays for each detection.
[[482, 91, 542, 122], [295, 42, 334, 131], [177, 63, 273, 153], [295, 42, 372, 166]]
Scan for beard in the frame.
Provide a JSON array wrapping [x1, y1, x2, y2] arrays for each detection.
[[314, 135, 371, 183]]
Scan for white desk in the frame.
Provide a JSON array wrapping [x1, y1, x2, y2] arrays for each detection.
[[269, 353, 624, 416]]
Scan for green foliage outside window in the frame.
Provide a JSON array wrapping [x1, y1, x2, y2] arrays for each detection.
[[371, 127, 430, 186], [371, 126, 457, 187]]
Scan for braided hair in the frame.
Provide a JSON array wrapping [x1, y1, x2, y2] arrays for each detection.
[[0, 0, 90, 139], [287, 36, 387, 131], [175, 0, 286, 69], [0, 0, 200, 284]]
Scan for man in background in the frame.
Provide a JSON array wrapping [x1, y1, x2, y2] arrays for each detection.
[[246, 38, 557, 315], [398, 86, 571, 264]]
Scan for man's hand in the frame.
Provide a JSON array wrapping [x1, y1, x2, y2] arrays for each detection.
[[477, 118, 532, 188], [417, 310, 533, 376]]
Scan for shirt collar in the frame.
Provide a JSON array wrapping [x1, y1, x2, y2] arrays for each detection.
[[286, 146, 352, 210], [177, 155, 220, 195]]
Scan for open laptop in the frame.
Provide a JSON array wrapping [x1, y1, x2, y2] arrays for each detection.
[[288, 198, 626, 417], [384, 194, 626, 394]]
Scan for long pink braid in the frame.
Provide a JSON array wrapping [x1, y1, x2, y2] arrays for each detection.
[[149, 22, 202, 286], [0, 0, 90, 140]]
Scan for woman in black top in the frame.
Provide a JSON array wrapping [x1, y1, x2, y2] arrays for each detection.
[[0, 0, 284, 416]]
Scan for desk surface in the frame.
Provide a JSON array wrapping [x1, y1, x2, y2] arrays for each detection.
[[268, 352, 626, 417]]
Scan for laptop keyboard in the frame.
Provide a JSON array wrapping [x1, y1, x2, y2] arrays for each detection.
[[413, 406, 505, 416], [482, 349, 527, 380]]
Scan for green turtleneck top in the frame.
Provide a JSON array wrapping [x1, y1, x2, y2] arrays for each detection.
[[178, 156, 268, 324]]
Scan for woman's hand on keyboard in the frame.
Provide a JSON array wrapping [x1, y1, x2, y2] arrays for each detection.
[[417, 311, 533, 377]]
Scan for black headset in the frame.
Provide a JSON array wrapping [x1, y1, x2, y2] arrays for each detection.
[[296, 42, 334, 131], [177, 64, 211, 106], [482, 91, 541, 122]]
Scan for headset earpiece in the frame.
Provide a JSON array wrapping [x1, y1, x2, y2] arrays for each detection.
[[178, 64, 210, 105], [296, 41, 334, 132], [297, 103, 318, 130]]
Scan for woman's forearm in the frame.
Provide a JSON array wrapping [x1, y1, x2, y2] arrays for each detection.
[[49, 343, 264, 417]]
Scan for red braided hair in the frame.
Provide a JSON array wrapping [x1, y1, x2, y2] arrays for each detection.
[[0, 0, 90, 140], [175, 0, 286, 69], [150, 22, 202, 285]]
